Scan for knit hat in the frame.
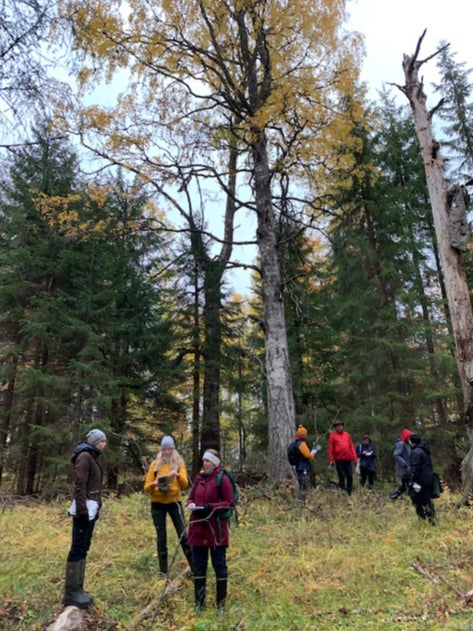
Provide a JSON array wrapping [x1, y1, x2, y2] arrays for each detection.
[[202, 450, 221, 467], [333, 420, 344, 427], [86, 429, 107, 446], [296, 424, 308, 438], [161, 435, 175, 449], [400, 429, 412, 442], [409, 433, 421, 445]]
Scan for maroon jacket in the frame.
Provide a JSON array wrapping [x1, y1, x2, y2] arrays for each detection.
[[187, 466, 234, 547]]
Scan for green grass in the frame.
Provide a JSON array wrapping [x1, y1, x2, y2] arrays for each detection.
[[2, 485, 473, 630]]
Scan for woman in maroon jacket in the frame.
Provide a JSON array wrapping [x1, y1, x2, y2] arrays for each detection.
[[187, 449, 234, 611]]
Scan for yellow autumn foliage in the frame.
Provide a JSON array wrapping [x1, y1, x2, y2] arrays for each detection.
[[61, 0, 368, 202]]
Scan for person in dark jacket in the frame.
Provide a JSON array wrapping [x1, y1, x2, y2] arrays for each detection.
[[292, 424, 318, 502], [390, 429, 412, 501], [63, 429, 107, 608], [356, 434, 376, 489], [187, 449, 234, 611], [408, 433, 435, 524]]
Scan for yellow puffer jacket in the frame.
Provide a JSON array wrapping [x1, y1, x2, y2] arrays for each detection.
[[143, 459, 189, 504]]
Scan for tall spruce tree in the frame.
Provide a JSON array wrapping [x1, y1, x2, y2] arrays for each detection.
[[0, 125, 181, 492], [316, 97, 460, 477], [0, 123, 81, 492], [435, 45, 473, 179]]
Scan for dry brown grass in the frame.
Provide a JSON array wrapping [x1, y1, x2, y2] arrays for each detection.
[[2, 484, 473, 630]]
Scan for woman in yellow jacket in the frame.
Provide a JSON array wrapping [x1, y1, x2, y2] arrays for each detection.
[[144, 435, 193, 575]]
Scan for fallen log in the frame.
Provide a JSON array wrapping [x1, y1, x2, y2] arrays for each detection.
[[46, 606, 83, 631]]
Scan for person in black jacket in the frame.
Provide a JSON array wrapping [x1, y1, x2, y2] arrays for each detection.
[[407, 433, 435, 524]]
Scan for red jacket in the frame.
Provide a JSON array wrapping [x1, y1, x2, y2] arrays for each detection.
[[188, 466, 234, 547], [328, 430, 357, 463]]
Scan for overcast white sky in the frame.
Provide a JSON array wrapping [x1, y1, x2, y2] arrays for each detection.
[[346, 0, 472, 101]]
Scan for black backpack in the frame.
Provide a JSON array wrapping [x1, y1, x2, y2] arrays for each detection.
[[431, 472, 443, 499], [287, 439, 303, 465]]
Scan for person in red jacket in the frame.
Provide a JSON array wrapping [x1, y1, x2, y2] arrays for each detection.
[[328, 420, 357, 495]]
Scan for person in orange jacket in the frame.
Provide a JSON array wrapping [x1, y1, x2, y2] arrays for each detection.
[[292, 425, 318, 501], [328, 420, 358, 495], [143, 435, 193, 575]]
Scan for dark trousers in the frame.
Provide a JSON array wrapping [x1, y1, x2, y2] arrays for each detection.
[[390, 477, 410, 500], [67, 517, 96, 562], [151, 501, 190, 561], [360, 467, 375, 488], [192, 545, 227, 580], [335, 460, 353, 495], [296, 468, 310, 500], [410, 486, 435, 521]]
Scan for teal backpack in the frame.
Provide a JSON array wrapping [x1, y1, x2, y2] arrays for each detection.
[[216, 469, 239, 524]]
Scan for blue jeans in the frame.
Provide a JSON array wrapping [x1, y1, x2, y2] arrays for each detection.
[[192, 545, 227, 580], [296, 468, 310, 500], [67, 517, 96, 562]]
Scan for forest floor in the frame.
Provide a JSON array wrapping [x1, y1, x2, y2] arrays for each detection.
[[2, 480, 473, 630]]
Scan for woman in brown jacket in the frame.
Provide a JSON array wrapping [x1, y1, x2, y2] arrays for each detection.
[[63, 429, 107, 608]]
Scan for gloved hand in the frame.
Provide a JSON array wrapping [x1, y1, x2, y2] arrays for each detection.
[[198, 503, 212, 517], [75, 511, 89, 526], [311, 447, 319, 455]]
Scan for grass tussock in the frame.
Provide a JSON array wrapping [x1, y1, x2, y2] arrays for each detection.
[[2, 484, 473, 630]]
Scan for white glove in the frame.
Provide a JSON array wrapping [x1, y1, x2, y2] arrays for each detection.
[[310, 448, 318, 455], [412, 483, 421, 493]]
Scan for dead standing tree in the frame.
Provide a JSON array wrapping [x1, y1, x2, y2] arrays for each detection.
[[399, 31, 473, 490]]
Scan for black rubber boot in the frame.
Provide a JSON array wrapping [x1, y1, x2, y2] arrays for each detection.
[[389, 487, 402, 501], [194, 576, 206, 611], [216, 577, 227, 611], [62, 561, 93, 608], [158, 554, 168, 576], [78, 559, 94, 604]]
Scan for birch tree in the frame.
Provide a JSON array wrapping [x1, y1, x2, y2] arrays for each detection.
[[400, 31, 473, 486], [62, 0, 363, 479], [0, 0, 69, 140]]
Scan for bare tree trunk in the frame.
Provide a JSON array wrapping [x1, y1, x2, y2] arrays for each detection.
[[201, 260, 224, 453], [401, 31, 473, 486], [192, 139, 238, 459], [0, 355, 17, 487], [191, 264, 201, 477], [253, 132, 296, 481]]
